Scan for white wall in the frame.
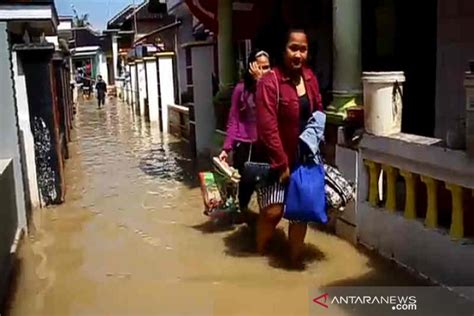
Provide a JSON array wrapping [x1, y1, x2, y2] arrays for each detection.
[[130, 64, 138, 109], [125, 64, 131, 105], [137, 61, 147, 115], [12, 51, 40, 208], [190, 44, 215, 154], [45, 36, 58, 48], [98, 52, 109, 85], [0, 159, 20, 303], [170, 2, 194, 102], [145, 59, 159, 124], [0, 22, 26, 229], [436, 0, 474, 139], [112, 35, 118, 81], [158, 54, 176, 133], [58, 20, 72, 31]]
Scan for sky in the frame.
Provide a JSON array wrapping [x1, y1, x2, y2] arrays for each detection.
[[55, 0, 139, 30]]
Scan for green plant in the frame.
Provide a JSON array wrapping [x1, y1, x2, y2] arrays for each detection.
[[72, 5, 90, 28]]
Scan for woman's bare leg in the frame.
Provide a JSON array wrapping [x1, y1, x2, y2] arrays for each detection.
[[256, 204, 283, 254], [288, 222, 308, 266]]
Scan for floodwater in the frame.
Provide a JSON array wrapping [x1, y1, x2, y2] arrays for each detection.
[[6, 98, 428, 316]]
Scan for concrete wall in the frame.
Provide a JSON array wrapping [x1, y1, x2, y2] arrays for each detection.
[[436, 0, 474, 139], [11, 51, 40, 208], [137, 60, 147, 115], [357, 133, 474, 298], [0, 22, 27, 229], [145, 58, 159, 124], [98, 52, 109, 85], [130, 64, 138, 109], [112, 35, 118, 81], [45, 35, 58, 48], [158, 54, 176, 133], [0, 159, 19, 305], [335, 143, 358, 244], [58, 20, 72, 31], [170, 3, 194, 102], [190, 43, 215, 155], [125, 64, 131, 105]]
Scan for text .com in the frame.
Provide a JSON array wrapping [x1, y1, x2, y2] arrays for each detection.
[[313, 293, 417, 311]]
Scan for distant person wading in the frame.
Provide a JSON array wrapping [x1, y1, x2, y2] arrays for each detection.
[[95, 75, 107, 109]]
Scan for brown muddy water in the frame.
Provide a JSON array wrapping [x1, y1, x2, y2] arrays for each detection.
[[5, 98, 428, 316]]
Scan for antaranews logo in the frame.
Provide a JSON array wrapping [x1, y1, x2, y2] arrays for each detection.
[[313, 293, 330, 309], [313, 293, 417, 311]]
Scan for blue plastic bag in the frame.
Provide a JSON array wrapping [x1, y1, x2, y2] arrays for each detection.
[[284, 163, 327, 223]]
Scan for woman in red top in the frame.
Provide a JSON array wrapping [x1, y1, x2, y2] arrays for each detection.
[[255, 29, 323, 266]]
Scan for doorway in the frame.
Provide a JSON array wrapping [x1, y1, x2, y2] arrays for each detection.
[[362, 0, 438, 137]]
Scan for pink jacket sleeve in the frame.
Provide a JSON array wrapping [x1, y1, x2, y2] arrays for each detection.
[[256, 76, 288, 172], [223, 83, 244, 152]]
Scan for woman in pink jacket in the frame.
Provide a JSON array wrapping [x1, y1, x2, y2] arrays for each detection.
[[219, 50, 271, 212]]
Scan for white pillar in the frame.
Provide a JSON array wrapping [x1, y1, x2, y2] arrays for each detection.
[[328, 0, 362, 121], [125, 63, 131, 105], [112, 34, 119, 82], [12, 51, 40, 208], [188, 44, 215, 154], [69, 57, 74, 82], [136, 59, 147, 115], [130, 62, 138, 109], [99, 52, 109, 85], [157, 52, 176, 133], [145, 57, 159, 124]]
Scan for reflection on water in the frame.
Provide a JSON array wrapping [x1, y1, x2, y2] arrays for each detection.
[[6, 98, 428, 316], [138, 142, 195, 183]]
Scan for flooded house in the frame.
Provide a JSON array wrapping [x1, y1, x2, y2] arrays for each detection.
[[0, 0, 61, 306]]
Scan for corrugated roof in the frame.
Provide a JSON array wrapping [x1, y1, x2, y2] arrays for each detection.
[[107, 4, 135, 29]]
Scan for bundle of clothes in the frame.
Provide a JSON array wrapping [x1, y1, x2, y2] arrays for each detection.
[[299, 111, 355, 212]]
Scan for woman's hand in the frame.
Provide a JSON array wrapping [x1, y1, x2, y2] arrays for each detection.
[[249, 62, 263, 81], [279, 167, 290, 184], [219, 150, 228, 162]]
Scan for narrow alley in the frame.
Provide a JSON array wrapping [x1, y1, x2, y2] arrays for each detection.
[[5, 98, 427, 316]]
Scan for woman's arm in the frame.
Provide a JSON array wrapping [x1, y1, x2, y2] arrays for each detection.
[[256, 77, 288, 172], [223, 84, 244, 152]]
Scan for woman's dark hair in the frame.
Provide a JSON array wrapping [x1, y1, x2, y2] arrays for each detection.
[[243, 49, 269, 93]]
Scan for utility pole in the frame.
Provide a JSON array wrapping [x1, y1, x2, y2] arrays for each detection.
[[132, 0, 138, 41]]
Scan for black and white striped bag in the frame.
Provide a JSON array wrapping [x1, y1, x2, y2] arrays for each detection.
[[324, 164, 355, 210]]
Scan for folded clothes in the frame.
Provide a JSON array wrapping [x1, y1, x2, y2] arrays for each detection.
[[212, 157, 241, 183]]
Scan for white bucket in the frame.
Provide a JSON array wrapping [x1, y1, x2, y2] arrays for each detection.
[[362, 72, 406, 136]]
